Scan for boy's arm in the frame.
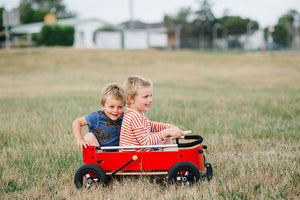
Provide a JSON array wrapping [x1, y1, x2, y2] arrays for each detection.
[[125, 113, 165, 145], [150, 121, 184, 137], [133, 126, 165, 145], [133, 125, 183, 145], [149, 121, 184, 139], [72, 117, 89, 151]]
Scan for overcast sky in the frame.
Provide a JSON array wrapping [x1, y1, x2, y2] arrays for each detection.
[[1, 0, 300, 28]]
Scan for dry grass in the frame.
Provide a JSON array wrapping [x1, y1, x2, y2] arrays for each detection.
[[0, 48, 299, 199]]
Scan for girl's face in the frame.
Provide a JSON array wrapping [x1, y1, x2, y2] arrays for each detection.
[[129, 86, 152, 113], [102, 96, 124, 120]]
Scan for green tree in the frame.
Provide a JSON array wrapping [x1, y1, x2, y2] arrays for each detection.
[[18, 0, 75, 24], [272, 24, 293, 47], [272, 9, 298, 47], [193, 0, 215, 32], [278, 10, 297, 25], [0, 7, 4, 30], [164, 7, 191, 30], [222, 16, 258, 35], [217, 16, 258, 49], [192, 0, 215, 47], [163, 0, 260, 49], [0, 7, 5, 42], [164, 7, 193, 48]]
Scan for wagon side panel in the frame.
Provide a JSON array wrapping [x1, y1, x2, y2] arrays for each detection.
[[178, 145, 205, 171], [95, 151, 180, 171]]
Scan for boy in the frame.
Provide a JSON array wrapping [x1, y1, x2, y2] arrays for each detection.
[[72, 83, 124, 151], [120, 75, 184, 152]]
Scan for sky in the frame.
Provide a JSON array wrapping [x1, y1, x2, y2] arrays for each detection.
[[1, 0, 300, 28]]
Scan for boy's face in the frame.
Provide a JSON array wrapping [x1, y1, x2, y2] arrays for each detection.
[[102, 96, 124, 120], [129, 86, 152, 113]]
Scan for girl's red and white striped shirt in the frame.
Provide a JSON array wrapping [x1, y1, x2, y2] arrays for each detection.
[[119, 107, 172, 152]]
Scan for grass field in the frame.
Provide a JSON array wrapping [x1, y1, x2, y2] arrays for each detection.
[[0, 48, 299, 199]]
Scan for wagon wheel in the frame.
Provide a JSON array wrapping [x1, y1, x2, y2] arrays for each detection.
[[168, 161, 200, 185], [74, 164, 107, 189]]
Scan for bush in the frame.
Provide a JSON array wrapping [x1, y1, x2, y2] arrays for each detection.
[[41, 25, 74, 46], [60, 26, 74, 46], [272, 24, 293, 47], [32, 33, 42, 45]]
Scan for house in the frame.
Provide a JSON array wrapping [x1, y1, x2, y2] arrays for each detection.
[[240, 29, 265, 50], [10, 17, 122, 49], [118, 20, 168, 49], [212, 29, 265, 50], [10, 17, 168, 50]]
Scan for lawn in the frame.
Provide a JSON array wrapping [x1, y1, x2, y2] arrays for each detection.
[[0, 48, 299, 199]]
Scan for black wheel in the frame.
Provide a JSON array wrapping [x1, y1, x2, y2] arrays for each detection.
[[168, 161, 200, 185], [74, 164, 107, 189]]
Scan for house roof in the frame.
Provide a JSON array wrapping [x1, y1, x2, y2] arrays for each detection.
[[119, 20, 166, 30], [10, 21, 44, 34], [10, 18, 167, 35], [10, 18, 115, 35]]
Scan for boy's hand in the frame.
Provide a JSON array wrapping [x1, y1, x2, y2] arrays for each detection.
[[77, 139, 89, 151], [182, 130, 192, 135]]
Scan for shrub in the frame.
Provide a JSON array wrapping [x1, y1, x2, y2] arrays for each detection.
[[272, 24, 293, 47], [41, 24, 74, 46]]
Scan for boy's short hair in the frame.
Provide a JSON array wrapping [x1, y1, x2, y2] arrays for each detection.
[[101, 83, 125, 106], [124, 75, 152, 105]]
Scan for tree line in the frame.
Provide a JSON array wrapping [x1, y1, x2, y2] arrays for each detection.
[[0, 0, 299, 49], [163, 0, 299, 49]]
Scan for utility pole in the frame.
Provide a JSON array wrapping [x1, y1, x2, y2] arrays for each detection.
[[129, 0, 134, 30], [212, 23, 220, 50], [198, 29, 204, 50], [175, 24, 183, 50], [246, 22, 254, 50], [3, 10, 20, 50], [4, 12, 10, 50], [294, 13, 300, 50]]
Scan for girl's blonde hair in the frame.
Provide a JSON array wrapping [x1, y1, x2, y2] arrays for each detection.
[[124, 75, 152, 105], [101, 83, 125, 106]]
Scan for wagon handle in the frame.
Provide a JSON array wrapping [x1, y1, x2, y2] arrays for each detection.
[[111, 155, 138, 176], [176, 130, 191, 145], [182, 130, 192, 135], [177, 135, 203, 147]]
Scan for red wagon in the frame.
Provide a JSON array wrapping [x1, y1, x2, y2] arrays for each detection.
[[74, 135, 213, 188]]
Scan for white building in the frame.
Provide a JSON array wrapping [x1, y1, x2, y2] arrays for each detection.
[[240, 29, 265, 50], [10, 18, 122, 49], [10, 18, 168, 50], [119, 21, 168, 49]]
